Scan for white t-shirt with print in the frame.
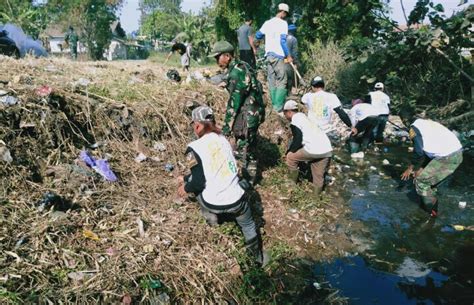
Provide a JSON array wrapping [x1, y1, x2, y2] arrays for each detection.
[[188, 133, 244, 206], [350, 103, 378, 126], [258, 17, 288, 57], [369, 91, 390, 115], [291, 112, 333, 155], [302, 90, 342, 133]]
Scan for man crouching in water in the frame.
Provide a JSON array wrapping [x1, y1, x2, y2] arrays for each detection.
[[177, 105, 264, 265]]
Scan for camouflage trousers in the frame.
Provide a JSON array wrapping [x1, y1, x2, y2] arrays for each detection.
[[236, 127, 258, 162], [415, 150, 463, 198]]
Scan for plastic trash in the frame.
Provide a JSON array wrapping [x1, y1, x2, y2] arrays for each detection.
[[82, 229, 100, 241], [0, 145, 13, 163], [369, 166, 377, 171], [135, 153, 147, 163], [351, 152, 365, 159], [164, 163, 174, 172], [383, 147, 389, 153], [36, 191, 67, 211], [35, 85, 52, 97], [382, 159, 390, 165], [80, 150, 118, 182], [313, 282, 322, 290], [458, 201, 467, 209], [0, 95, 19, 106], [153, 141, 167, 152]]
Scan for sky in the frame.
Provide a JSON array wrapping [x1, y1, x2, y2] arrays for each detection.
[[119, 0, 470, 34]]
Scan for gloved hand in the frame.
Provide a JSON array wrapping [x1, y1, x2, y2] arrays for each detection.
[[222, 125, 231, 136]]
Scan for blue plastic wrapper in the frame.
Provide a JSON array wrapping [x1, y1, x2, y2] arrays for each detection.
[[80, 150, 117, 182]]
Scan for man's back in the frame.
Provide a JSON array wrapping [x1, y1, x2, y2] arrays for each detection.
[[237, 24, 252, 51]]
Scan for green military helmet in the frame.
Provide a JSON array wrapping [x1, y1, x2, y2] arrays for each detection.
[[208, 41, 234, 58]]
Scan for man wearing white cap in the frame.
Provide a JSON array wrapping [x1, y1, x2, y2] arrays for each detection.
[[256, 3, 292, 113], [282, 100, 333, 196], [368, 82, 390, 143]]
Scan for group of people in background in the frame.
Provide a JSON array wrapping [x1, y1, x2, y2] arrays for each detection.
[[175, 3, 464, 266]]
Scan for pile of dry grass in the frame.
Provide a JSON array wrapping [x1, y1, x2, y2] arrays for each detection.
[[1, 56, 354, 304]]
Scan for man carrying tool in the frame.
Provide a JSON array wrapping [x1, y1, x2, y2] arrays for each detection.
[[400, 109, 463, 218], [368, 82, 391, 143], [348, 98, 378, 157], [177, 105, 264, 265], [256, 3, 292, 113], [208, 41, 265, 183], [283, 100, 333, 196], [301, 76, 352, 142], [165, 40, 191, 72], [285, 24, 300, 93], [236, 16, 257, 69]]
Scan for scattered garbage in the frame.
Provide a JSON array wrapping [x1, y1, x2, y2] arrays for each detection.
[[75, 78, 91, 87], [80, 150, 118, 182], [458, 201, 467, 209], [122, 294, 132, 305], [383, 147, 389, 153], [82, 229, 100, 241], [0, 145, 13, 163], [273, 129, 284, 136], [67, 271, 85, 281], [35, 85, 53, 97], [0, 95, 19, 106], [382, 159, 390, 165], [0, 89, 8, 96], [164, 163, 174, 172], [36, 192, 70, 212], [166, 69, 181, 82], [135, 152, 147, 163], [369, 166, 377, 171], [351, 152, 365, 159], [153, 141, 167, 152], [408, 147, 414, 152], [313, 281, 322, 290]]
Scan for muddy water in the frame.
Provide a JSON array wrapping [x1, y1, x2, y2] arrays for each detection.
[[314, 144, 474, 304]]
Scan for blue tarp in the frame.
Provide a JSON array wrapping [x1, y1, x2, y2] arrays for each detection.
[[0, 23, 47, 57]]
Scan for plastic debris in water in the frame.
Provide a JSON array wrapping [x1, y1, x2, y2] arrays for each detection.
[[82, 229, 100, 241], [458, 201, 467, 209], [80, 150, 118, 182], [383, 147, 389, 153], [351, 152, 365, 159], [0, 145, 13, 163], [382, 159, 390, 165], [313, 282, 322, 289]]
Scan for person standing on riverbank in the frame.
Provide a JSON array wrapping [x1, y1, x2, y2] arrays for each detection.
[[369, 82, 391, 143], [236, 16, 257, 69], [256, 3, 292, 113], [177, 105, 264, 265], [283, 100, 333, 196], [400, 111, 463, 217]]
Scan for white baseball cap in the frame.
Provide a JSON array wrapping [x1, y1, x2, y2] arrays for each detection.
[[283, 100, 298, 111], [278, 3, 290, 13], [374, 82, 384, 89]]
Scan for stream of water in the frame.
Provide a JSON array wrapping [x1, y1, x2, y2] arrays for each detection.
[[314, 144, 474, 304]]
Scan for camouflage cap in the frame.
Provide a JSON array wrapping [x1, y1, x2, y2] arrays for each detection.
[[191, 106, 215, 122], [208, 41, 234, 58]]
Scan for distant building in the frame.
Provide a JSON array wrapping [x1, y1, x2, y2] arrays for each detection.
[[42, 25, 86, 56]]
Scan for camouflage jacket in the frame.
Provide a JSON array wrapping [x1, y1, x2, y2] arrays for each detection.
[[224, 59, 265, 133]]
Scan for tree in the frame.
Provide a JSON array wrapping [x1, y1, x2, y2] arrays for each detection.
[[140, 0, 182, 15], [47, 0, 123, 60], [0, 0, 50, 39]]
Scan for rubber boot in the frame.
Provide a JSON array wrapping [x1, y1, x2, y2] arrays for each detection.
[[288, 169, 299, 183], [245, 235, 264, 266], [273, 88, 288, 112], [313, 186, 323, 198], [269, 88, 277, 107], [421, 196, 438, 218]]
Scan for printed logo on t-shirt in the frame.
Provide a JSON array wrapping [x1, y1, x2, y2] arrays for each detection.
[[311, 95, 329, 119], [208, 142, 237, 178]]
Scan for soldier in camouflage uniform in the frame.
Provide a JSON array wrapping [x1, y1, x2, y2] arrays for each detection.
[[400, 111, 463, 218], [65, 26, 78, 60], [208, 41, 265, 182]]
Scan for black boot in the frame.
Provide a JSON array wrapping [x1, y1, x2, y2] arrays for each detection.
[[245, 235, 263, 266]]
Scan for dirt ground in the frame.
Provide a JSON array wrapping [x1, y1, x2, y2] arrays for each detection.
[[0, 56, 357, 304]]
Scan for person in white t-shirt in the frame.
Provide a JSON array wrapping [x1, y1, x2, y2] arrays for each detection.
[[348, 99, 379, 154], [177, 105, 264, 265], [369, 82, 391, 143], [301, 76, 352, 140], [400, 108, 463, 218], [283, 100, 333, 196], [256, 3, 292, 113]]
